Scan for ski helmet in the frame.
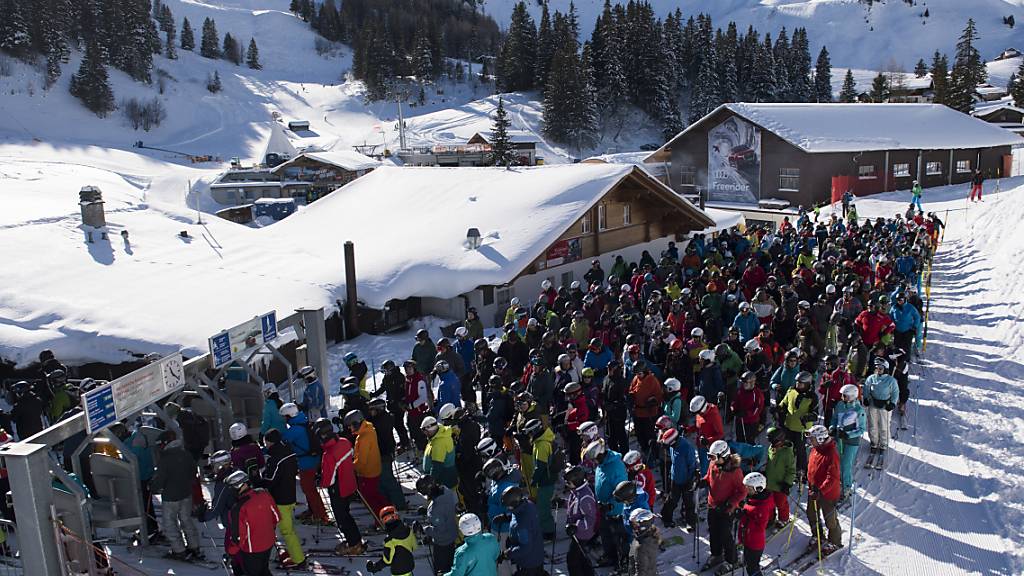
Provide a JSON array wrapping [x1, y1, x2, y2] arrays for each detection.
[[709, 439, 731, 458], [743, 472, 767, 493], [874, 357, 890, 371], [501, 485, 525, 509], [623, 450, 643, 468], [420, 416, 440, 437], [796, 371, 813, 387], [805, 424, 830, 444], [655, 415, 674, 431], [563, 382, 582, 396], [483, 458, 508, 481], [840, 384, 859, 402], [613, 480, 638, 503], [523, 418, 544, 439], [691, 327, 704, 338], [664, 378, 681, 393], [699, 349, 715, 362], [476, 437, 499, 458], [583, 439, 607, 463], [343, 409, 364, 430], [689, 395, 707, 414], [744, 339, 762, 352], [225, 470, 249, 489], [658, 427, 680, 446], [578, 421, 600, 441], [229, 422, 248, 442], [564, 465, 587, 489], [438, 403, 458, 423], [278, 402, 300, 419], [434, 360, 450, 373], [458, 513, 482, 537]]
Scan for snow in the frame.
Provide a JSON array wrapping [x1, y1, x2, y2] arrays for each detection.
[[701, 206, 746, 234], [686, 103, 1023, 154], [276, 150, 381, 172]]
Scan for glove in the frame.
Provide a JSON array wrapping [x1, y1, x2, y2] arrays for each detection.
[[885, 402, 895, 412], [779, 483, 791, 496], [366, 559, 383, 574], [565, 524, 577, 537], [417, 505, 428, 516], [492, 513, 511, 525], [698, 436, 709, 448], [421, 535, 434, 546], [192, 503, 208, 519], [808, 486, 820, 498]]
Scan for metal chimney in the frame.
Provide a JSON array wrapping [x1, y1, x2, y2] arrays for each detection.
[[466, 228, 482, 249], [79, 186, 106, 228]]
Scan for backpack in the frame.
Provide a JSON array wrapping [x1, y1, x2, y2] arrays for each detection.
[[303, 422, 322, 458]]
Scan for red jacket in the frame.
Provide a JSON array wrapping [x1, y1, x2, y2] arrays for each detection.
[[319, 436, 356, 496], [741, 265, 767, 298], [566, 395, 590, 432], [630, 467, 657, 509], [227, 488, 279, 554], [874, 263, 893, 286], [807, 441, 842, 501], [686, 404, 724, 445], [854, 310, 895, 347], [704, 455, 746, 512], [819, 368, 856, 414], [756, 337, 783, 367], [739, 493, 774, 551], [732, 386, 764, 426], [405, 372, 430, 417]]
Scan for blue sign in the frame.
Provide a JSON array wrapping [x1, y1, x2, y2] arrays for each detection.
[[261, 311, 278, 342], [83, 385, 117, 434], [210, 331, 232, 367]]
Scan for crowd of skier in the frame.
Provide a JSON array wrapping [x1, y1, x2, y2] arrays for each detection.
[[0, 201, 943, 576]]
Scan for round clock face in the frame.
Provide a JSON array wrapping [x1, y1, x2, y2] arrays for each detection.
[[165, 356, 183, 388]]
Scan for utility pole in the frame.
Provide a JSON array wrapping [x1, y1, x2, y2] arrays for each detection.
[[397, 99, 406, 151]]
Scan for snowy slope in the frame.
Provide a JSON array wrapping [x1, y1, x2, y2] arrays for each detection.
[[484, 0, 1024, 70]]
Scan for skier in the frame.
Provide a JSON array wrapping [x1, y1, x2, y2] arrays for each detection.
[[367, 398, 407, 509], [496, 486, 545, 576], [732, 371, 764, 443], [630, 362, 663, 458], [151, 431, 203, 561], [224, 471, 280, 576], [524, 418, 557, 540], [366, 506, 417, 576], [601, 361, 631, 454], [421, 415, 458, 489], [564, 465, 598, 576], [658, 427, 698, 530], [413, 329, 437, 375], [434, 360, 462, 412], [613, 480, 650, 540], [415, 475, 459, 574], [627, 508, 661, 576], [805, 425, 843, 554], [279, 402, 330, 525], [862, 358, 898, 469], [317, 418, 366, 555], [346, 409, 390, 524], [260, 429, 305, 569], [375, 360, 411, 449], [564, 382, 590, 465], [229, 422, 265, 478], [404, 359, 433, 451], [259, 383, 286, 438], [585, 440, 628, 570], [737, 472, 772, 576], [763, 427, 796, 530], [443, 513, 499, 576], [700, 440, 746, 573], [196, 451, 241, 572], [623, 450, 656, 509], [969, 169, 984, 202], [911, 180, 923, 211], [10, 381, 44, 440], [483, 457, 518, 533], [686, 395, 724, 475], [830, 384, 866, 502], [298, 366, 326, 420], [778, 371, 818, 477]]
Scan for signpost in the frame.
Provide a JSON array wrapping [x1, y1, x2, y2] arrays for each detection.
[[82, 352, 186, 434], [208, 310, 278, 368]]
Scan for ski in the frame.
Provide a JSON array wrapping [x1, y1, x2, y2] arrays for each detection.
[[863, 449, 877, 469], [777, 545, 841, 575], [773, 545, 818, 575], [873, 450, 887, 470], [138, 551, 223, 571], [278, 560, 351, 575]]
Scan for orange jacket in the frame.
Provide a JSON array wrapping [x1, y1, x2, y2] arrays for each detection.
[[353, 420, 382, 478], [629, 373, 664, 418], [704, 455, 746, 512], [807, 441, 842, 501]]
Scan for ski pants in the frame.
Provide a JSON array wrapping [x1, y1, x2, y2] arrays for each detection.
[[379, 455, 407, 509], [707, 507, 738, 564], [970, 183, 983, 201], [389, 404, 410, 447], [299, 468, 330, 522], [770, 490, 790, 523], [660, 482, 697, 528], [912, 195, 922, 211], [536, 483, 555, 535], [806, 495, 842, 547], [606, 413, 630, 455], [866, 406, 891, 450], [744, 546, 764, 576], [599, 512, 628, 567], [433, 542, 456, 574], [161, 497, 200, 554], [634, 416, 656, 460], [837, 440, 860, 495], [276, 504, 305, 564], [240, 548, 273, 576], [407, 411, 427, 452], [786, 429, 808, 479], [356, 475, 390, 523], [567, 536, 596, 576], [327, 483, 362, 546]]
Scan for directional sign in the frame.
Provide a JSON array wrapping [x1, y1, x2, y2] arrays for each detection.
[[81, 352, 186, 434], [208, 311, 278, 368]]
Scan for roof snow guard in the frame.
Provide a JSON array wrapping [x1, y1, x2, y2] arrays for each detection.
[[653, 103, 1022, 155]]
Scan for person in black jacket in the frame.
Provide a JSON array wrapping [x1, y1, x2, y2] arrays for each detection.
[[373, 361, 409, 450], [151, 432, 203, 561], [10, 381, 45, 440], [449, 406, 486, 520], [367, 399, 407, 510], [601, 362, 630, 454], [261, 429, 305, 568]]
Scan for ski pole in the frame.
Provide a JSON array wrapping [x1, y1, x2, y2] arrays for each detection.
[[549, 497, 558, 576], [204, 521, 233, 576], [847, 481, 856, 558], [813, 496, 823, 571]]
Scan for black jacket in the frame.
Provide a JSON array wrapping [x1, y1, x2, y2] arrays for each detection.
[[368, 411, 396, 458], [262, 441, 298, 505]]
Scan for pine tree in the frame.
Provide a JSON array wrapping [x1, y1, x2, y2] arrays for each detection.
[[773, 28, 791, 101], [413, 30, 433, 82], [839, 68, 858, 102], [222, 32, 241, 64], [69, 40, 115, 116], [788, 28, 813, 102], [814, 46, 832, 102], [542, 27, 597, 151], [498, 1, 537, 91], [930, 52, 950, 105], [165, 15, 177, 59], [914, 58, 928, 78], [246, 38, 261, 69], [535, 4, 554, 91], [489, 97, 515, 166], [750, 34, 775, 102], [181, 17, 194, 51], [948, 18, 987, 113], [716, 26, 738, 104], [0, 0, 32, 54], [869, 71, 889, 102], [689, 28, 720, 123], [200, 17, 220, 58]]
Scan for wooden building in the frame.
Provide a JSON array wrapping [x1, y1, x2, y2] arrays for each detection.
[[467, 130, 540, 166], [271, 150, 380, 202], [646, 103, 1019, 209], [973, 103, 1024, 137]]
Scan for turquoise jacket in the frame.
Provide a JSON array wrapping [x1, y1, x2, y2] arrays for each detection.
[[830, 400, 866, 444], [445, 533, 500, 576], [260, 398, 286, 436]]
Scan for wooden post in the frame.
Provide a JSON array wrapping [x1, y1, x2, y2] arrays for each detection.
[[344, 241, 360, 338]]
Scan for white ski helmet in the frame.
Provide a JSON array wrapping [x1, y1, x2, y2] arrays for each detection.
[[806, 424, 830, 443], [476, 436, 499, 458], [229, 422, 248, 441], [541, 280, 552, 290], [743, 472, 767, 493], [689, 395, 707, 414], [709, 439, 731, 458], [570, 280, 581, 290], [698, 349, 715, 362], [744, 339, 762, 352], [840, 384, 859, 402], [623, 450, 643, 467], [629, 508, 655, 525], [620, 283, 632, 294], [455, 326, 468, 338], [583, 439, 606, 462], [458, 513, 483, 537], [438, 403, 458, 423], [690, 327, 704, 338], [420, 416, 440, 436], [262, 382, 278, 396], [664, 378, 681, 393], [511, 297, 520, 306], [738, 301, 751, 311], [278, 402, 300, 419], [578, 421, 600, 441]]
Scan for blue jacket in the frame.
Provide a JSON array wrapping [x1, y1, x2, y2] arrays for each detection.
[[507, 500, 543, 569], [260, 398, 286, 437], [895, 255, 916, 278], [128, 429, 155, 482], [454, 338, 475, 374], [770, 365, 800, 396], [445, 532, 500, 576], [728, 441, 767, 473], [584, 346, 613, 374], [697, 364, 724, 402], [889, 302, 921, 333], [830, 400, 866, 443], [302, 379, 325, 418], [595, 450, 628, 517], [621, 487, 650, 539], [732, 312, 760, 342], [488, 476, 518, 533], [199, 478, 237, 525], [670, 437, 698, 486], [282, 413, 319, 471], [437, 371, 462, 410], [864, 374, 899, 404]]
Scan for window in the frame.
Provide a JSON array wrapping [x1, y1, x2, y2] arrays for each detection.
[[893, 163, 911, 178], [926, 161, 942, 175], [598, 204, 608, 230], [561, 271, 574, 288], [482, 286, 495, 306], [581, 212, 592, 233], [779, 168, 800, 191], [858, 165, 876, 179], [623, 203, 632, 225], [957, 159, 971, 173], [679, 166, 697, 186], [495, 286, 513, 311]]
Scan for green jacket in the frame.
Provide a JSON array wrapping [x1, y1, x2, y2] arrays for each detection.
[[423, 425, 458, 488], [531, 427, 556, 486], [781, 388, 818, 433], [718, 348, 744, 388], [912, 183, 922, 198], [700, 292, 723, 319], [764, 441, 796, 492]]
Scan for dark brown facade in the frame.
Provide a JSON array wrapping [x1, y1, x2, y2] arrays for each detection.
[[649, 106, 1013, 208]]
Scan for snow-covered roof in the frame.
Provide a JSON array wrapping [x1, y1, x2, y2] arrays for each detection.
[[264, 121, 298, 160], [468, 130, 537, 144], [972, 103, 1024, 119], [700, 207, 746, 234], [274, 150, 380, 173], [976, 84, 1008, 96], [653, 103, 1022, 155]]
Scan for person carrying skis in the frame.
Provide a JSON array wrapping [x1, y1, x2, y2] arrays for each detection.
[[366, 506, 417, 576], [627, 508, 661, 576], [830, 384, 865, 502], [259, 428, 306, 569], [700, 440, 746, 573], [443, 513, 499, 576], [564, 465, 598, 576], [317, 418, 366, 555], [225, 471, 280, 576], [658, 427, 698, 530], [279, 402, 330, 525], [738, 472, 773, 576], [585, 440, 629, 570], [496, 486, 545, 576], [763, 427, 796, 530], [415, 474, 459, 574], [805, 425, 843, 554], [862, 358, 898, 469]]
